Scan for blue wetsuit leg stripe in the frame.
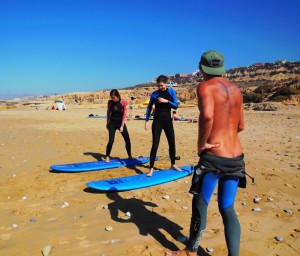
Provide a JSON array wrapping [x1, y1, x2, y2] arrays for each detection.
[[218, 175, 239, 209], [201, 172, 239, 209]]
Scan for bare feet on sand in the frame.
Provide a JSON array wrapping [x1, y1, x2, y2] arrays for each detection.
[[165, 250, 197, 256], [146, 168, 155, 177], [171, 164, 182, 171], [105, 156, 110, 163]]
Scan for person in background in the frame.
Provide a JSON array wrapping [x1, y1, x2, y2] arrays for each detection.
[[129, 96, 135, 117], [166, 50, 245, 256], [105, 89, 132, 162], [145, 75, 181, 177]]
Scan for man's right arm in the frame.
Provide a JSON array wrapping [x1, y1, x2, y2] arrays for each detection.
[[238, 104, 245, 133], [197, 82, 215, 154]]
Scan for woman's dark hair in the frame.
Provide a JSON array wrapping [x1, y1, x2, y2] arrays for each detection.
[[110, 89, 121, 100], [156, 75, 168, 83]]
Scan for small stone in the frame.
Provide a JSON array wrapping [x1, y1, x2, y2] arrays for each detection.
[[125, 211, 132, 217], [206, 247, 214, 252], [182, 206, 188, 210], [184, 181, 188, 184], [162, 195, 170, 200], [12, 223, 18, 228], [42, 245, 52, 256], [22, 196, 27, 200], [252, 207, 261, 212], [105, 226, 113, 232], [61, 201, 69, 208], [241, 202, 247, 206], [267, 197, 273, 202], [253, 197, 261, 203], [96, 204, 107, 210], [284, 209, 292, 214], [275, 236, 283, 242], [30, 218, 36, 222], [285, 183, 294, 188], [175, 199, 181, 203]]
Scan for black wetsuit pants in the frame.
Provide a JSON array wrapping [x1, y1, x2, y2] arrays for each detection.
[[106, 122, 131, 157], [150, 118, 176, 168]]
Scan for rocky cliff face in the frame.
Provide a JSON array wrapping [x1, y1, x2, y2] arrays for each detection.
[[51, 61, 300, 110]]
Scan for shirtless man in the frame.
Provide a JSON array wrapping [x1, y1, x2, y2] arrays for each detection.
[[166, 50, 245, 256]]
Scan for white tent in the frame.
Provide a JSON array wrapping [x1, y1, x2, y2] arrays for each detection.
[[55, 100, 67, 110]]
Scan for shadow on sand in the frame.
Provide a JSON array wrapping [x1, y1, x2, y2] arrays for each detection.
[[106, 191, 183, 251], [83, 152, 106, 161], [82, 190, 210, 255]]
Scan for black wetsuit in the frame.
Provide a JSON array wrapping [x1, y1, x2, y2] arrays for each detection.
[[145, 88, 178, 168], [106, 100, 131, 157]]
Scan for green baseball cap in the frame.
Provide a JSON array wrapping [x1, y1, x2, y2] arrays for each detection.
[[199, 50, 225, 76]]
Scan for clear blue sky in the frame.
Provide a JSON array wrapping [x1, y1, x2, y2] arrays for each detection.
[[0, 0, 299, 96]]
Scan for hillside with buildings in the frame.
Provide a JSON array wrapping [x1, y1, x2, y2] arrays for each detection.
[[1, 60, 299, 111]]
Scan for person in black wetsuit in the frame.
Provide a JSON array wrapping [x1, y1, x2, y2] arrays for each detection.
[[144, 75, 181, 177], [105, 89, 132, 162]]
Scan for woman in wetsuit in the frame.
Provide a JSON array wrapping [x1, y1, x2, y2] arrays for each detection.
[[144, 75, 181, 176], [105, 89, 132, 162]]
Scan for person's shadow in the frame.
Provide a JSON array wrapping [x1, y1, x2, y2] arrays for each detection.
[[106, 191, 183, 251], [83, 152, 106, 161], [82, 188, 209, 255], [105, 192, 210, 255]]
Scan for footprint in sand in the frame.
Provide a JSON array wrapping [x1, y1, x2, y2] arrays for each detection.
[[76, 236, 86, 240], [79, 240, 90, 248], [59, 240, 70, 245], [0, 233, 11, 241]]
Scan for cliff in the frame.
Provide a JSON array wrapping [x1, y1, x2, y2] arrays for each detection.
[[51, 61, 299, 110]]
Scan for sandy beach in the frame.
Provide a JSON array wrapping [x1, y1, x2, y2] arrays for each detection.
[[0, 106, 299, 256]]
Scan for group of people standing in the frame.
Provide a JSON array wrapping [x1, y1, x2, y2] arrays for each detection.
[[105, 74, 181, 175], [104, 50, 246, 256]]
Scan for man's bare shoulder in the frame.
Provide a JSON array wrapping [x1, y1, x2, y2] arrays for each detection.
[[197, 78, 222, 96], [197, 80, 212, 94]]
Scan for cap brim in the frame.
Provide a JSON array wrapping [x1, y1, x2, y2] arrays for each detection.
[[201, 64, 225, 76]]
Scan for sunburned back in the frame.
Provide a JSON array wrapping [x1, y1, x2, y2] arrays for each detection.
[[206, 77, 243, 157]]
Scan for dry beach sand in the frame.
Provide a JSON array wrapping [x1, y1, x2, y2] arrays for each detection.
[[0, 106, 299, 256]]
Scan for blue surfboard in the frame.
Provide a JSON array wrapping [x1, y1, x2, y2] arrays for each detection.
[[86, 165, 193, 191], [50, 156, 156, 172]]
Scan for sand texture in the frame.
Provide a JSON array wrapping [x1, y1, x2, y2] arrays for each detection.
[[0, 107, 299, 256]]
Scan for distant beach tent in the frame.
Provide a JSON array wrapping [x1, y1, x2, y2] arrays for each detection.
[[55, 99, 67, 110]]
